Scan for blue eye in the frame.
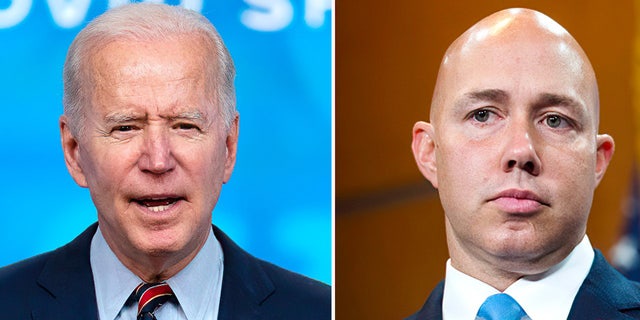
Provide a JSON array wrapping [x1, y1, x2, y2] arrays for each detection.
[[546, 115, 563, 128], [473, 110, 491, 122]]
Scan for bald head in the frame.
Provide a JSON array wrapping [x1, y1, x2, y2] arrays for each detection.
[[430, 8, 598, 130]]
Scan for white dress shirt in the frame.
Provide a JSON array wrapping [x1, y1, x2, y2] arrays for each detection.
[[90, 227, 224, 320], [442, 235, 594, 320]]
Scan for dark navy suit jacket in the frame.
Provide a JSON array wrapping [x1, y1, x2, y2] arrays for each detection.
[[406, 250, 640, 320], [0, 223, 331, 319]]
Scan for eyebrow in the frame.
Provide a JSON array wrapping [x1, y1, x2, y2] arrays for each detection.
[[466, 89, 509, 103], [454, 89, 584, 112], [104, 112, 142, 124], [533, 93, 583, 110], [103, 110, 208, 124], [453, 89, 510, 112]]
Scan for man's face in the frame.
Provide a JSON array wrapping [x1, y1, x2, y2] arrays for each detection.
[[413, 24, 613, 274], [61, 36, 237, 268]]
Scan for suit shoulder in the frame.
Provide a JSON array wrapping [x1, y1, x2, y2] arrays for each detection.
[[214, 225, 331, 318], [0, 224, 96, 311], [0, 250, 55, 313], [0, 251, 51, 287], [259, 258, 330, 297], [214, 224, 330, 301], [256, 258, 331, 317]]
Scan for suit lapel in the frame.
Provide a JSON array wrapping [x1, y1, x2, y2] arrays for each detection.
[[32, 223, 99, 320], [568, 250, 640, 320], [406, 281, 444, 320], [568, 286, 627, 320], [214, 225, 275, 320]]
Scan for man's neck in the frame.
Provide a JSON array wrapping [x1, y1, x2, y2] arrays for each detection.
[[445, 231, 584, 291], [101, 228, 210, 282]]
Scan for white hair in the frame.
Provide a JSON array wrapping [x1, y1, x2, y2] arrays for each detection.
[[62, 2, 237, 136]]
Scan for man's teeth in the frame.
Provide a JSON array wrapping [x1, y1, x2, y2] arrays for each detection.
[[148, 204, 171, 212], [136, 198, 179, 212]]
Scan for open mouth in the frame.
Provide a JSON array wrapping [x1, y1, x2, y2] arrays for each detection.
[[133, 197, 183, 213]]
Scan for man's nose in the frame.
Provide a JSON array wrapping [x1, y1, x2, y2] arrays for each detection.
[[500, 123, 541, 176], [138, 128, 176, 174]]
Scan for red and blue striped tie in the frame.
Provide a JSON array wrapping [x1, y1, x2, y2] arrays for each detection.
[[133, 282, 174, 320]]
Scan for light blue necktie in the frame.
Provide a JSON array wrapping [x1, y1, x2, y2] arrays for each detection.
[[476, 293, 530, 320]]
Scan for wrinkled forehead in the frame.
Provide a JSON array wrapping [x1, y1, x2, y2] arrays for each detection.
[[430, 9, 599, 126]]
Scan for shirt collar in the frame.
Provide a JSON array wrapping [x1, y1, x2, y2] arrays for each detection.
[[166, 228, 223, 320], [91, 226, 224, 320], [442, 235, 594, 320]]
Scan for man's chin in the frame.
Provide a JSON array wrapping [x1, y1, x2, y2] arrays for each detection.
[[133, 231, 206, 260], [131, 234, 185, 257], [487, 244, 567, 274], [144, 247, 180, 257]]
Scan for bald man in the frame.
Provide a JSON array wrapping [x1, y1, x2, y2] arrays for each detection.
[[409, 8, 640, 320]]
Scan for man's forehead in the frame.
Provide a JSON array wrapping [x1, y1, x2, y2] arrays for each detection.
[[86, 35, 212, 82], [449, 8, 569, 55], [430, 8, 599, 123]]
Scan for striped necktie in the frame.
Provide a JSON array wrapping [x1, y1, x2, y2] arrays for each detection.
[[476, 293, 530, 320], [133, 282, 174, 320]]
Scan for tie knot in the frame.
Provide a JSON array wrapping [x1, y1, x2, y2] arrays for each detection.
[[133, 282, 174, 320], [476, 293, 530, 320]]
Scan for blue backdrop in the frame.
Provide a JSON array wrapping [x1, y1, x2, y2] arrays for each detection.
[[0, 0, 331, 284]]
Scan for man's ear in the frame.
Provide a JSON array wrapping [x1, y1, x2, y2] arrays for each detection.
[[60, 116, 88, 187], [411, 121, 438, 189], [594, 133, 615, 187], [223, 114, 239, 184]]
